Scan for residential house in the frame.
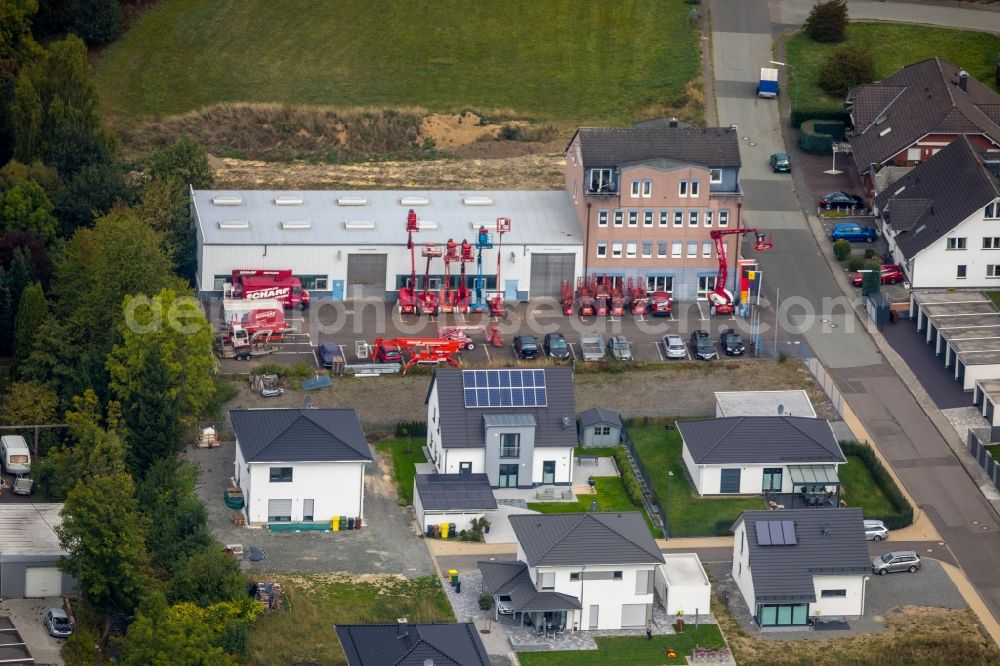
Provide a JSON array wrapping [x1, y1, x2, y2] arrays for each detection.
[[847, 58, 1000, 195], [425, 367, 576, 488], [564, 125, 745, 301], [480, 512, 664, 631], [677, 416, 846, 504], [874, 136, 1000, 288], [335, 621, 490, 666], [714, 390, 817, 418], [230, 408, 373, 525], [412, 473, 497, 533], [577, 407, 624, 446], [731, 508, 871, 627]]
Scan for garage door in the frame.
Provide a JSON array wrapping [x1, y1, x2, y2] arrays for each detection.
[[25, 566, 62, 597], [529, 254, 575, 299], [720, 468, 741, 494], [346, 254, 388, 299], [267, 499, 292, 522], [620, 603, 648, 627]]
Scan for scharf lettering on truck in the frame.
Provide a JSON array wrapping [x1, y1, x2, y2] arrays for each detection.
[[246, 310, 282, 324], [245, 287, 291, 300]]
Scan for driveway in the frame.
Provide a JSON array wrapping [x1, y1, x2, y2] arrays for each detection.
[[0, 599, 65, 666], [186, 439, 434, 577]]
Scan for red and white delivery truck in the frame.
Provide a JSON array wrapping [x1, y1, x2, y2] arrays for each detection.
[[221, 299, 288, 341], [230, 269, 311, 309]]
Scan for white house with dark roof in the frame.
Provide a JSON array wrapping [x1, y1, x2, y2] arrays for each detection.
[[732, 508, 870, 627], [677, 416, 846, 501], [480, 512, 664, 631], [425, 367, 576, 488], [230, 408, 373, 525]]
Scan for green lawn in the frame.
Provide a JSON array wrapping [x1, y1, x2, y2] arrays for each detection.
[[987, 292, 1000, 310], [518, 626, 726, 666], [786, 23, 1000, 115], [629, 425, 760, 538], [250, 575, 453, 666], [986, 444, 1000, 460], [840, 454, 895, 516], [528, 476, 661, 537], [95, 0, 700, 123], [375, 438, 426, 506]]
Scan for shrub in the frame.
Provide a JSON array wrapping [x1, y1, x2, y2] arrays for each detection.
[[395, 420, 428, 437], [861, 261, 882, 296], [479, 593, 494, 611], [799, 120, 837, 155], [819, 47, 876, 96], [613, 447, 646, 507], [790, 108, 849, 129], [840, 441, 913, 529], [847, 257, 865, 271], [221, 621, 251, 659], [804, 0, 848, 43], [833, 239, 851, 261], [864, 248, 876, 260]]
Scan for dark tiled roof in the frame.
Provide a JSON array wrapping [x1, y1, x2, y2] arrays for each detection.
[[677, 416, 845, 465], [849, 58, 1000, 170], [578, 407, 624, 429], [230, 409, 372, 463], [874, 136, 1000, 258], [428, 367, 576, 449], [734, 508, 871, 603], [335, 622, 490, 666], [478, 561, 582, 612], [509, 512, 664, 566], [570, 127, 742, 168], [414, 474, 497, 511]]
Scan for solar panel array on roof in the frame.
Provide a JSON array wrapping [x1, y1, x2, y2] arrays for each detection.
[[462, 370, 547, 408], [755, 520, 797, 546]]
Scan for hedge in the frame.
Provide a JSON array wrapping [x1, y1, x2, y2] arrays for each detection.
[[395, 420, 427, 437], [841, 441, 913, 530], [799, 119, 845, 155], [613, 447, 649, 507], [790, 108, 849, 129]]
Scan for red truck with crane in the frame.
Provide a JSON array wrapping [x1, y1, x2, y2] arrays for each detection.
[[215, 298, 288, 360], [230, 269, 310, 309], [708, 228, 774, 315]]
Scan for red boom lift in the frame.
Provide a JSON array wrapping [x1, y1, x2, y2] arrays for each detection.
[[439, 239, 460, 314], [398, 210, 421, 315], [370, 337, 463, 375], [627, 277, 648, 315], [708, 228, 774, 315], [576, 276, 595, 316], [418, 243, 443, 316], [457, 239, 474, 313], [489, 218, 512, 318], [592, 275, 609, 317]]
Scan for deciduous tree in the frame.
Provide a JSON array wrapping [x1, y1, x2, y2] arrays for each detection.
[[819, 47, 875, 97], [13, 281, 46, 372], [147, 138, 214, 190], [804, 0, 848, 43], [70, 0, 121, 47], [2, 179, 55, 242], [138, 459, 211, 572]]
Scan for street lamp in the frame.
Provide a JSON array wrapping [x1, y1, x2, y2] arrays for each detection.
[[666, 470, 674, 539], [769, 60, 796, 110]]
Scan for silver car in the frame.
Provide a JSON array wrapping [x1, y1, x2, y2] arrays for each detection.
[[663, 334, 687, 359], [872, 550, 920, 575], [44, 608, 73, 638], [608, 336, 633, 361], [864, 519, 889, 542]]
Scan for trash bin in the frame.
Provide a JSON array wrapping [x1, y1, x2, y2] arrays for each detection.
[[347, 517, 355, 530], [448, 569, 458, 585], [355, 516, 362, 529], [339, 516, 347, 531], [455, 581, 461, 594], [426, 525, 434, 538], [449, 522, 456, 538], [441, 522, 449, 539], [332, 516, 340, 532]]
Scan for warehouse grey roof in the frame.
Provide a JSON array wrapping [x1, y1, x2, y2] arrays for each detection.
[[193, 189, 582, 246], [874, 137, 1000, 258], [478, 561, 582, 612], [230, 408, 372, 463], [428, 367, 576, 449], [0, 504, 65, 557], [678, 416, 845, 465], [336, 622, 490, 666], [734, 508, 870, 603], [577, 407, 623, 429], [509, 512, 664, 566], [414, 474, 497, 511], [570, 126, 742, 168]]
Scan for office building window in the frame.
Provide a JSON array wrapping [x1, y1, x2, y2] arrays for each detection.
[[598, 210, 608, 227]]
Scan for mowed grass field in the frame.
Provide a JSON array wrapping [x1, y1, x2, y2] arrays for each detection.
[[96, 0, 700, 123]]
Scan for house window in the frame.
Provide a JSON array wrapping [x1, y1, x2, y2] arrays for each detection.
[[614, 210, 624, 227], [570, 572, 581, 581], [758, 604, 809, 627], [689, 210, 699, 226], [679, 180, 688, 197], [741, 531, 746, 555], [433, 407, 437, 424], [598, 210, 608, 227], [673, 210, 684, 227], [596, 242, 608, 258], [626, 241, 637, 258], [657, 240, 668, 258], [643, 210, 654, 227], [642, 180, 652, 197], [595, 425, 612, 436], [612, 241, 623, 258], [500, 433, 520, 458], [642, 241, 653, 258], [821, 590, 847, 598], [672, 241, 682, 258], [702, 241, 712, 258], [687, 241, 698, 258], [719, 468, 741, 494], [613, 571, 623, 580], [957, 265, 967, 279], [710, 168, 722, 184], [719, 210, 730, 227], [631, 180, 641, 197], [269, 467, 293, 483], [985, 237, 1000, 249], [988, 265, 1000, 278], [762, 468, 783, 491], [947, 237, 967, 250], [647, 275, 673, 292], [691, 181, 700, 197], [738, 561, 742, 576], [987, 202, 1000, 219], [705, 210, 713, 227], [539, 572, 555, 590], [659, 210, 669, 227], [588, 168, 616, 193], [298, 275, 329, 290], [628, 210, 638, 227]]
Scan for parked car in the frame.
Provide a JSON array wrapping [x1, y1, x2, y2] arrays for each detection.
[[820, 192, 866, 210], [830, 222, 877, 243], [690, 330, 717, 361], [872, 550, 920, 575], [496, 595, 514, 615], [852, 264, 904, 287], [607, 336, 633, 361], [864, 519, 889, 542], [769, 152, 791, 173], [513, 334, 539, 359], [543, 332, 571, 361], [720, 328, 746, 356], [662, 334, 687, 360], [44, 608, 73, 638], [317, 342, 344, 368], [374, 341, 402, 363]]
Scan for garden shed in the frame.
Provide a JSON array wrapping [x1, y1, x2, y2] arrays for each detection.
[[577, 408, 624, 446], [654, 553, 711, 616]]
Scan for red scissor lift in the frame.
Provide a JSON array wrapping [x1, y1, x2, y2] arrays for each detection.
[[608, 277, 626, 317], [417, 243, 443, 316], [627, 277, 648, 315], [559, 280, 574, 315], [576, 276, 595, 316], [592, 275, 609, 317]]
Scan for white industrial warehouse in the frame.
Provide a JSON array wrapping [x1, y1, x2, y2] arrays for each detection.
[[192, 189, 584, 301]]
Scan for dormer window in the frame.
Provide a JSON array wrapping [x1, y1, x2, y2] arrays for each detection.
[[710, 169, 723, 184], [987, 202, 999, 219], [588, 168, 618, 194]]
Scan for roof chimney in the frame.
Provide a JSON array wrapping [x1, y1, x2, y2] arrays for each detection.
[[397, 618, 409, 639], [959, 70, 968, 92], [669, 117, 679, 128]]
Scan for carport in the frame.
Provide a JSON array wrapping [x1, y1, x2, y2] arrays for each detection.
[[908, 291, 1000, 391], [973, 379, 1000, 426]]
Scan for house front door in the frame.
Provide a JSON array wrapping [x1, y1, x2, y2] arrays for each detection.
[[542, 461, 555, 485], [459, 462, 472, 475], [588, 605, 599, 629], [499, 464, 519, 488]]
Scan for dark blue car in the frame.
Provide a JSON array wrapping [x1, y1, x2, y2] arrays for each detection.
[[830, 223, 877, 243]]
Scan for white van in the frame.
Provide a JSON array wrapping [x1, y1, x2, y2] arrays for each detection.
[[1, 435, 31, 475]]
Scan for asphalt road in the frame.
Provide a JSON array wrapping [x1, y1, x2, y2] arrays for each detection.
[[709, 0, 1000, 628]]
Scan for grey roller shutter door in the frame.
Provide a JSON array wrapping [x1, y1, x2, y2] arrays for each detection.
[[346, 254, 388, 299], [529, 254, 575, 299], [620, 603, 647, 627], [268, 499, 292, 521]]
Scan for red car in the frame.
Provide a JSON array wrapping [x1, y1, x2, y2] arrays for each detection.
[[852, 264, 903, 287]]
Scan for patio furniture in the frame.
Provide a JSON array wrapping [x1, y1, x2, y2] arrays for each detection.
[[535, 488, 555, 500]]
